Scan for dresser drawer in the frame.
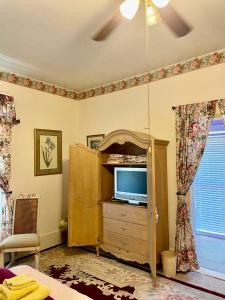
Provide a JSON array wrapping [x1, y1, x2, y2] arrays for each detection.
[[101, 244, 148, 264], [103, 202, 148, 226], [103, 217, 147, 240], [103, 230, 148, 256]]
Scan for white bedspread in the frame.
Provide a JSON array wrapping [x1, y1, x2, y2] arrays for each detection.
[[10, 265, 92, 300]]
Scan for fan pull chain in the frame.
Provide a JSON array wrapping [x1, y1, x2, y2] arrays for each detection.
[[145, 6, 151, 139]]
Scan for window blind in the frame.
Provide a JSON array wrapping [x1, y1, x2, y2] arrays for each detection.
[[193, 118, 225, 239]]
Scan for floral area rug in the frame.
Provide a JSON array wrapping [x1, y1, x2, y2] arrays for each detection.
[[39, 246, 223, 300]]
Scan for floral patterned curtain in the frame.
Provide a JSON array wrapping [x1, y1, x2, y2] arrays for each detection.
[[218, 98, 225, 116], [175, 100, 216, 272], [0, 94, 16, 241]]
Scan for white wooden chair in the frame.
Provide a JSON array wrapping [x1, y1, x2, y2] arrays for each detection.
[[0, 194, 40, 269]]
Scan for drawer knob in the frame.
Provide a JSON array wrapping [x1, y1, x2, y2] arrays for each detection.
[[120, 213, 126, 217], [121, 227, 126, 231], [122, 242, 127, 246]]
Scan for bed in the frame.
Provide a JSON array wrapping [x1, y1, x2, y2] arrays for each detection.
[[9, 265, 92, 300]]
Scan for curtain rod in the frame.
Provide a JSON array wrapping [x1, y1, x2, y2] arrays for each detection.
[[14, 119, 20, 125], [0, 92, 13, 97], [1, 119, 20, 125], [172, 99, 223, 111], [1, 191, 12, 194]]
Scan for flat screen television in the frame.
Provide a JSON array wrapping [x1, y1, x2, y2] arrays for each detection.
[[114, 167, 148, 204]]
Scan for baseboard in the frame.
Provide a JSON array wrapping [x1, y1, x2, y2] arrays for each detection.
[[40, 230, 62, 250]]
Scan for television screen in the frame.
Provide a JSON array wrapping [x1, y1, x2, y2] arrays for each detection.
[[114, 167, 147, 204], [117, 170, 147, 195]]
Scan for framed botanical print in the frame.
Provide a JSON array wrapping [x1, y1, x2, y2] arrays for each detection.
[[86, 134, 105, 150], [34, 129, 62, 176]]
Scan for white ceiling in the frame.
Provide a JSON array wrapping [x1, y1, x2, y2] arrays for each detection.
[[0, 0, 225, 91]]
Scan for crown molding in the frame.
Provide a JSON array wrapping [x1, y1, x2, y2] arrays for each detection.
[[0, 53, 48, 76], [0, 53, 78, 100], [0, 49, 224, 101]]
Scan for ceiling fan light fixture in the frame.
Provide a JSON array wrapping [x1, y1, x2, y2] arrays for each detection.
[[120, 0, 140, 20], [146, 4, 161, 26], [152, 0, 169, 8]]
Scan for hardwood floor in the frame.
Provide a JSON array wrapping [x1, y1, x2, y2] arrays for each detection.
[[175, 270, 225, 296], [196, 234, 225, 275]]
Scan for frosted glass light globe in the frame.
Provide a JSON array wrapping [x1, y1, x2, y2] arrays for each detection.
[[152, 0, 170, 8], [120, 0, 140, 20]]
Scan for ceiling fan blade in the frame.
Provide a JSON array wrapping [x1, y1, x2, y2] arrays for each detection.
[[159, 3, 192, 37], [92, 10, 123, 41]]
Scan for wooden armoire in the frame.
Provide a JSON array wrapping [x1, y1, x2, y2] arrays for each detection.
[[68, 129, 169, 277]]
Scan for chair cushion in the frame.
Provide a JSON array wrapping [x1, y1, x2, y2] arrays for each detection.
[[0, 234, 40, 249]]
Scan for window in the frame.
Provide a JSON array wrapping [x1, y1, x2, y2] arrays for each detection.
[[193, 118, 225, 239]]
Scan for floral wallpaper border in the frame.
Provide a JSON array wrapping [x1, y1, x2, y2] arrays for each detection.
[[0, 49, 225, 101], [0, 72, 77, 100]]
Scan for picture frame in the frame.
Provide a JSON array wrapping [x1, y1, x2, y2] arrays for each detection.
[[86, 134, 105, 150], [34, 129, 62, 176]]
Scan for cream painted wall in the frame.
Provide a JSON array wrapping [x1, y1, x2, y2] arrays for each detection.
[[78, 63, 225, 248], [0, 81, 79, 249], [2, 62, 225, 251]]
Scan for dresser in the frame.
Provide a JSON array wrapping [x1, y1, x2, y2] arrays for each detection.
[[102, 201, 148, 264]]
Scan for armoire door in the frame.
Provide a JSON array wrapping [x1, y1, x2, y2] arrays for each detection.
[[68, 144, 100, 247], [148, 139, 157, 278]]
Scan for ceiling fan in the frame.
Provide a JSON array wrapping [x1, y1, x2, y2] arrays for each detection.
[[92, 0, 191, 41]]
